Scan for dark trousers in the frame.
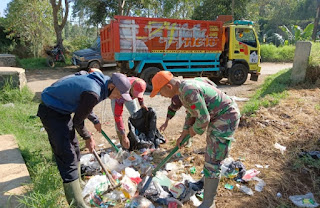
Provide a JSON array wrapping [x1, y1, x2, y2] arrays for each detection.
[[37, 103, 80, 183]]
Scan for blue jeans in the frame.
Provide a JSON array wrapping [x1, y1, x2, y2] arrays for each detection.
[[111, 99, 138, 139]]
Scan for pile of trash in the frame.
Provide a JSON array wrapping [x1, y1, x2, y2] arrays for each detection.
[[79, 149, 319, 207]]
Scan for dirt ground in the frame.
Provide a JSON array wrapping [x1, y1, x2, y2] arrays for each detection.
[[25, 62, 320, 207]]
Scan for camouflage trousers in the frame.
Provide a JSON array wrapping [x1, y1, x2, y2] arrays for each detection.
[[203, 105, 240, 179]]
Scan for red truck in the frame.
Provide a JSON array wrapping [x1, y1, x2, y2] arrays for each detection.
[[100, 15, 261, 89]]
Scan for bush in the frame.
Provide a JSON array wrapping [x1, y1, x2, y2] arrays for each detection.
[[0, 81, 34, 104], [261, 44, 295, 62]]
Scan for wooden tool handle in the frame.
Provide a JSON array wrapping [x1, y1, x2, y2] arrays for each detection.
[[92, 149, 117, 188]]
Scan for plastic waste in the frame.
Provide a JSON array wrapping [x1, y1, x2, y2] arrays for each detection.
[[289, 193, 319, 208], [121, 175, 138, 199], [125, 196, 155, 208], [190, 167, 196, 174], [80, 154, 100, 173], [82, 175, 109, 198], [255, 164, 264, 168], [224, 183, 234, 190], [242, 169, 260, 181], [169, 183, 185, 199], [190, 195, 201, 206], [274, 142, 286, 154], [104, 190, 125, 202], [277, 192, 282, 198], [236, 184, 254, 196], [299, 151, 320, 159], [123, 151, 143, 167], [101, 153, 120, 171], [253, 177, 266, 192], [111, 170, 122, 180], [153, 171, 173, 188]]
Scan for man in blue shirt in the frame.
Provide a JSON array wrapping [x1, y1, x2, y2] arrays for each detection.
[[37, 72, 131, 207]]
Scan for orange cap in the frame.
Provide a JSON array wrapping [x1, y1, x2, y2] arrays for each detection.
[[150, 71, 173, 97]]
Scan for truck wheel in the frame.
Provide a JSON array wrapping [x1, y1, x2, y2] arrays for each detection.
[[141, 67, 160, 92], [228, 64, 248, 85], [88, 61, 101, 70]]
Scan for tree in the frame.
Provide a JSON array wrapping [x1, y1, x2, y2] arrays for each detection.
[[5, 0, 53, 57], [192, 0, 250, 20], [50, 0, 69, 49]]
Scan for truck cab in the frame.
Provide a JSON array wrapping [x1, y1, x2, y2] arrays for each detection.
[[223, 20, 261, 84], [72, 37, 116, 70]]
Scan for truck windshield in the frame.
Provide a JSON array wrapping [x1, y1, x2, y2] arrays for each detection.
[[235, 28, 257, 47], [91, 37, 100, 50]]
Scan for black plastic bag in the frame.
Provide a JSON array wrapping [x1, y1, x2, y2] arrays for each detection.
[[127, 107, 165, 151]]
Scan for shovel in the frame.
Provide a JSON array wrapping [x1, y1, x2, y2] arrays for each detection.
[[139, 134, 191, 195]]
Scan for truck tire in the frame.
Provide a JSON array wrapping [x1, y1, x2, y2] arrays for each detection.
[[228, 64, 248, 85], [88, 61, 101, 70], [141, 67, 160, 92]]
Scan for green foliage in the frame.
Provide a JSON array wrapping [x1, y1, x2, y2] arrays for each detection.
[[261, 44, 295, 62], [17, 58, 48, 69], [5, 0, 54, 57], [0, 101, 65, 207], [241, 69, 291, 116], [192, 0, 249, 20], [309, 42, 320, 67], [0, 82, 33, 104]]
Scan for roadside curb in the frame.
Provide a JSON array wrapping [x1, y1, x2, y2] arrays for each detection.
[[0, 135, 31, 208]]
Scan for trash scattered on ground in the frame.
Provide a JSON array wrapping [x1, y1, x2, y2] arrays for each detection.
[[125, 196, 155, 208], [229, 96, 249, 102], [299, 151, 320, 160], [277, 192, 282, 198], [40, 127, 45, 132], [82, 175, 109, 199], [224, 183, 234, 190], [221, 157, 246, 180], [253, 177, 266, 192], [255, 164, 264, 168], [190, 167, 196, 174], [274, 142, 286, 154], [242, 169, 260, 181], [236, 184, 254, 196], [289, 192, 319, 208]]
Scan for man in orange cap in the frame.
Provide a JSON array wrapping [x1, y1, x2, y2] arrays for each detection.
[[150, 71, 240, 208], [111, 76, 147, 149]]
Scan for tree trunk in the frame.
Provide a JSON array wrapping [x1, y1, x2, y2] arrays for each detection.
[[50, 0, 69, 50], [312, 1, 320, 41]]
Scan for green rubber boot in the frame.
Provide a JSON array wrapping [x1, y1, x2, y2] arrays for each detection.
[[198, 177, 220, 208], [63, 179, 90, 208], [78, 163, 86, 188]]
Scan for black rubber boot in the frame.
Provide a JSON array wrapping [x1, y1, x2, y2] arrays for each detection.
[[63, 179, 90, 208], [198, 177, 220, 208]]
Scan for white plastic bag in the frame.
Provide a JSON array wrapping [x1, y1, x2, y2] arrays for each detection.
[[82, 175, 109, 198]]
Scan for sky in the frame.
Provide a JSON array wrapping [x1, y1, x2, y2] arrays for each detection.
[[0, 0, 12, 17]]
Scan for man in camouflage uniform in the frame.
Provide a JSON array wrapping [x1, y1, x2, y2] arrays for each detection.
[[150, 71, 240, 208]]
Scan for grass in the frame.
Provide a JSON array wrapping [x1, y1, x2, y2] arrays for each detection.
[[17, 57, 72, 70], [261, 44, 295, 62], [0, 84, 66, 208], [241, 68, 291, 116]]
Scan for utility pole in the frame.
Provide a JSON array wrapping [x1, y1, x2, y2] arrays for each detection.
[[232, 0, 235, 21], [312, 0, 320, 41]]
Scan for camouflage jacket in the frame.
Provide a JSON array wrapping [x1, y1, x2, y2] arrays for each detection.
[[166, 77, 216, 119], [178, 79, 240, 135]]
